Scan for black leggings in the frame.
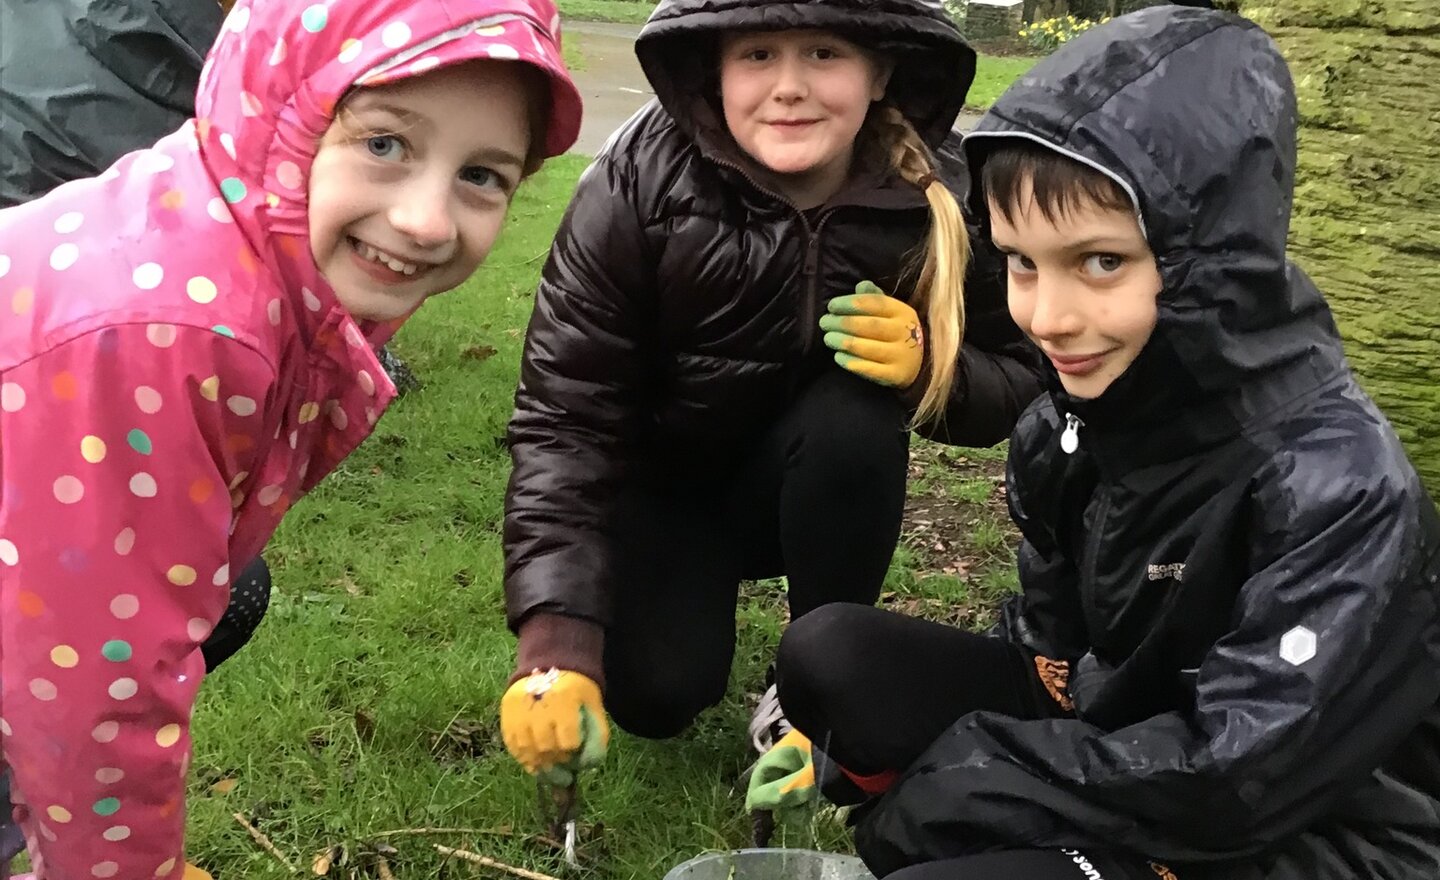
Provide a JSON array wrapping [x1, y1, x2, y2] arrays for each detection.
[[602, 369, 910, 739], [777, 604, 1166, 880], [202, 555, 272, 672]]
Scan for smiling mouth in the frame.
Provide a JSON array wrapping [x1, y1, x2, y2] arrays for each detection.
[[1048, 351, 1113, 376], [768, 119, 821, 127], [351, 237, 423, 276]]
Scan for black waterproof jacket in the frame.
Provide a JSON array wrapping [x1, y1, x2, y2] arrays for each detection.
[[0, 0, 222, 207], [856, 8, 1440, 879], [503, 0, 1045, 630]]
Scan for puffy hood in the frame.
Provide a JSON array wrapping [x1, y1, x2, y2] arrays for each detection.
[[635, 0, 975, 152], [195, 0, 581, 337], [964, 7, 1347, 463]]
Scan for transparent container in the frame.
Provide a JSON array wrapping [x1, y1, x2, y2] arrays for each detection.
[[664, 849, 876, 880]]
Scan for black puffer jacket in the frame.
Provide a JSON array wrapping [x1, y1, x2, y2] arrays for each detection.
[[0, 0, 222, 207], [855, 9, 1440, 879], [503, 0, 1045, 630]]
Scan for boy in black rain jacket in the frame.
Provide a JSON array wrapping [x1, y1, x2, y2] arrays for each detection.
[[759, 7, 1440, 879]]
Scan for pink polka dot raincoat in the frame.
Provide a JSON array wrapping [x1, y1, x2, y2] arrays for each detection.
[[0, 0, 580, 875]]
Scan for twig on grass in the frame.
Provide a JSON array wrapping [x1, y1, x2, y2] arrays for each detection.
[[232, 811, 298, 873], [370, 827, 521, 839], [434, 845, 564, 880]]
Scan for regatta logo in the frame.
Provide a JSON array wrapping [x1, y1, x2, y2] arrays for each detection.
[[1147, 562, 1186, 582], [1060, 849, 1107, 879]]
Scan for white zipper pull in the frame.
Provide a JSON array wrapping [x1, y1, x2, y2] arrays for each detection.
[[1061, 412, 1084, 454]]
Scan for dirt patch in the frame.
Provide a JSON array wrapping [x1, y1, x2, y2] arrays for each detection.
[[890, 438, 1021, 629]]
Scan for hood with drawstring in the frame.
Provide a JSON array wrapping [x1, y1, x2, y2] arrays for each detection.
[[853, 8, 1440, 879], [0, 1, 579, 875]]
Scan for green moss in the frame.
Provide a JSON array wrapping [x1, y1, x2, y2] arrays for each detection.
[[1245, 2, 1440, 492]]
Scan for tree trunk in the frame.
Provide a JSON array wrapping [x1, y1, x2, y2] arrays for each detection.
[[1240, 0, 1440, 493]]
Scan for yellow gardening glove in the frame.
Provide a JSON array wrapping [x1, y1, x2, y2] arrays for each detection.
[[745, 729, 817, 822], [500, 669, 610, 778], [820, 281, 925, 389]]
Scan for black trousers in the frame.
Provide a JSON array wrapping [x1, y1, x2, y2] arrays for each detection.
[[602, 369, 911, 739], [777, 604, 1165, 880]]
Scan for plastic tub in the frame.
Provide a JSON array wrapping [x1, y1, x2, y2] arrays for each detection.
[[664, 848, 876, 880]]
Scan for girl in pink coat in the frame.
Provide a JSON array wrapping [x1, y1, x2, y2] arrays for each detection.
[[0, 0, 581, 876]]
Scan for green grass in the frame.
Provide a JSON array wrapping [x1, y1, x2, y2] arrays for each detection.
[[553, 1, 1037, 110], [560, 0, 655, 24], [0, 157, 1022, 880], [966, 54, 1039, 111], [162, 155, 872, 879]]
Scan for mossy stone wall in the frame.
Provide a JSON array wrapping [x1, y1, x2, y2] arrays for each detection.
[[1242, 0, 1440, 492]]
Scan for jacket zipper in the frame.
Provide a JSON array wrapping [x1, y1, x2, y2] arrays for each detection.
[[799, 213, 835, 354], [1061, 412, 1084, 454], [707, 154, 831, 355]]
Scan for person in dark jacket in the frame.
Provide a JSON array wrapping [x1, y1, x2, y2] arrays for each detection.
[[499, 0, 1045, 780], [0, 0, 223, 207], [753, 7, 1440, 879]]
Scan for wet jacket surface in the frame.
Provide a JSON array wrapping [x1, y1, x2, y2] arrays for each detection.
[[855, 9, 1440, 879], [0, 0, 574, 875], [0, 0, 223, 208], [503, 0, 1045, 633]]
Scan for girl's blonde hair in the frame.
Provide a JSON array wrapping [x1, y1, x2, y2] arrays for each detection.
[[869, 105, 968, 428]]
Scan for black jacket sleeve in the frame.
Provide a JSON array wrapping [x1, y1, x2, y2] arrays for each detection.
[[0, 0, 222, 206], [502, 152, 655, 630], [914, 135, 1045, 447], [856, 445, 1440, 874]]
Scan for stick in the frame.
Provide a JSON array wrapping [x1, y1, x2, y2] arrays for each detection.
[[433, 845, 563, 880], [232, 812, 297, 873], [370, 827, 523, 839], [376, 858, 397, 880], [370, 828, 587, 864]]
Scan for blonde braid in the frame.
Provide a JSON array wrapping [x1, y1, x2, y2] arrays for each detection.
[[872, 106, 969, 428]]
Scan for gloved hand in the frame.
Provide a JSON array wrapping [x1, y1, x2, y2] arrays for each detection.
[[820, 281, 925, 389], [745, 729, 816, 821], [501, 669, 610, 781]]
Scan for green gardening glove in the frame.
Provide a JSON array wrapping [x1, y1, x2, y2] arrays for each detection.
[[820, 281, 925, 389], [536, 704, 608, 788], [745, 729, 816, 821]]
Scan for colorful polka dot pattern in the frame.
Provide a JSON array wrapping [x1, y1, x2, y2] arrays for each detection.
[[10, 0, 619, 868]]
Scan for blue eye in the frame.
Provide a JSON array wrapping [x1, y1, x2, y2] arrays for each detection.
[[461, 166, 504, 190], [365, 134, 404, 160]]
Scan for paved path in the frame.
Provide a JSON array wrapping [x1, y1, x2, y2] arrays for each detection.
[[565, 20, 983, 156], [566, 21, 654, 155]]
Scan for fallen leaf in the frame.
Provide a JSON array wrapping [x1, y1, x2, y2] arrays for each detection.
[[354, 708, 376, 743], [210, 777, 239, 795], [330, 575, 363, 597]]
